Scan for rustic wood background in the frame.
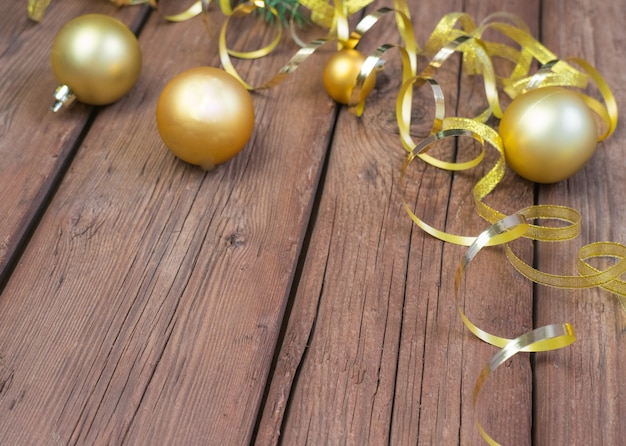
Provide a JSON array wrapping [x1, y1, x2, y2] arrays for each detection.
[[0, 0, 624, 444]]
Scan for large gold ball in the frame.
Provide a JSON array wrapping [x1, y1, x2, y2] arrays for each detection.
[[323, 49, 376, 105], [499, 86, 597, 183], [50, 14, 142, 105], [156, 67, 255, 170]]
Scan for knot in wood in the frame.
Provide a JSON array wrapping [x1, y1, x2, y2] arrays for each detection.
[[225, 231, 246, 248]]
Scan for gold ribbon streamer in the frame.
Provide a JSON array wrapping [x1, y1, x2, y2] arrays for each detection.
[[455, 213, 532, 348], [473, 323, 576, 446], [566, 57, 618, 141], [456, 214, 578, 445], [348, 4, 417, 114], [28, 0, 51, 22], [390, 13, 621, 442], [577, 242, 626, 312], [217, 0, 417, 98], [400, 115, 583, 247], [299, 0, 374, 30], [395, 12, 624, 303], [151, 0, 205, 22], [506, 241, 626, 299]]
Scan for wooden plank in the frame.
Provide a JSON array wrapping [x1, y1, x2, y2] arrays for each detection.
[[0, 0, 147, 285], [258, 0, 460, 440], [0, 3, 335, 445], [535, 0, 626, 443], [258, 0, 538, 444], [405, 0, 540, 443]]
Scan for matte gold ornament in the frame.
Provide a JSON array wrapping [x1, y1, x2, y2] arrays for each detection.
[[50, 14, 142, 111], [499, 86, 598, 184], [156, 67, 255, 170], [322, 49, 376, 105]]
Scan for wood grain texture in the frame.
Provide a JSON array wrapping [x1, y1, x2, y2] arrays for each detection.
[[259, 0, 446, 440], [0, 1, 147, 285], [441, 2, 539, 444], [0, 0, 624, 444], [0, 2, 334, 445], [259, 1, 539, 445], [534, 0, 626, 444]]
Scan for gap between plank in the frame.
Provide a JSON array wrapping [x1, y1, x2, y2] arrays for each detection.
[[0, 6, 153, 294], [250, 103, 341, 445]]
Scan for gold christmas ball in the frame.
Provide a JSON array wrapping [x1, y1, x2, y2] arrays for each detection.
[[50, 14, 142, 106], [323, 49, 376, 105], [156, 67, 255, 170], [499, 86, 597, 183]]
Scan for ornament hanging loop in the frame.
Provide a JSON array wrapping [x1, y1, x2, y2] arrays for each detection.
[[51, 85, 76, 112]]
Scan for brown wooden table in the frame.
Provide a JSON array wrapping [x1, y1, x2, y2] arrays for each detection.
[[1, 0, 624, 444]]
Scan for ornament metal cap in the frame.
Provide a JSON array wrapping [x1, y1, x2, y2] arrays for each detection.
[[51, 84, 76, 112]]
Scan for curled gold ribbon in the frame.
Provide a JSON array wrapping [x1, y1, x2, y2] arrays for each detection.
[[506, 241, 626, 296], [395, 12, 623, 300], [389, 12, 621, 443], [473, 323, 576, 446], [566, 57, 618, 141], [454, 215, 580, 358], [454, 213, 531, 348], [577, 242, 626, 312], [455, 214, 578, 445], [152, 0, 205, 22], [28, 0, 51, 21], [299, 0, 374, 30], [348, 4, 417, 114], [217, 0, 417, 99]]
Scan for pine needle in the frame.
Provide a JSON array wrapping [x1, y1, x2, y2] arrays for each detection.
[[236, 0, 309, 27]]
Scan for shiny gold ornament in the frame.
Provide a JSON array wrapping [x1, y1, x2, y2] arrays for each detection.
[[499, 87, 598, 184], [50, 14, 142, 111], [322, 49, 376, 105], [156, 67, 255, 170]]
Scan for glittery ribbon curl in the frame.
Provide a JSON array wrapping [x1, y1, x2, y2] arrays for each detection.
[[457, 213, 578, 445], [391, 13, 621, 443], [394, 12, 622, 300]]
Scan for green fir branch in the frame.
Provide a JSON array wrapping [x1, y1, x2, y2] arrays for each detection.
[[236, 0, 309, 27]]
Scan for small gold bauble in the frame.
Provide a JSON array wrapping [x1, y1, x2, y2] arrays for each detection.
[[322, 49, 376, 105], [156, 67, 255, 170], [50, 14, 142, 106], [499, 86, 597, 183]]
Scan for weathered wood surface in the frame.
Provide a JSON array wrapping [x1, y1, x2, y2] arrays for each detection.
[[0, 0, 623, 445], [534, 1, 626, 444], [258, 0, 538, 444], [0, 1, 146, 286], [0, 2, 335, 444]]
